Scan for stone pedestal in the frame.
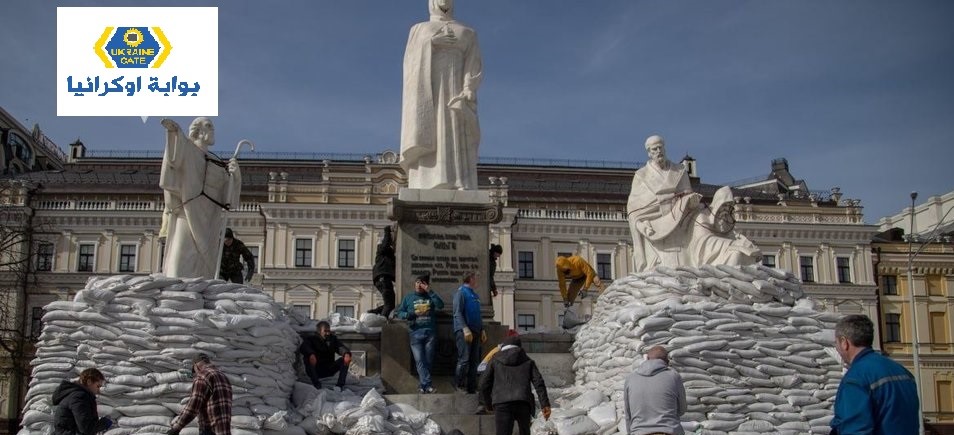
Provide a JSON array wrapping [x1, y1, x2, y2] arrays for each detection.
[[389, 188, 502, 319], [382, 188, 506, 393]]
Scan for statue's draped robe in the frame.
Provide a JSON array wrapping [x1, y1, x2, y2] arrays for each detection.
[[626, 160, 696, 272], [159, 128, 241, 279], [400, 6, 482, 190]]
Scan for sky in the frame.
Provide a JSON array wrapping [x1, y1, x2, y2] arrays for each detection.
[[2, 0, 953, 224]]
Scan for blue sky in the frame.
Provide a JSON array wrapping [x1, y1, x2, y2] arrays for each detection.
[[2, 1, 953, 224]]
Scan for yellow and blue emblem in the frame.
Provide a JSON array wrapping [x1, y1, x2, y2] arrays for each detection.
[[94, 26, 171, 68]]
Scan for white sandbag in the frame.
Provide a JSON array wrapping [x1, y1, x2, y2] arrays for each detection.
[[586, 403, 617, 429], [553, 415, 600, 435]]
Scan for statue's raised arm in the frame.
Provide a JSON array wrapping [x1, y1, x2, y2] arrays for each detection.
[[158, 117, 242, 279]]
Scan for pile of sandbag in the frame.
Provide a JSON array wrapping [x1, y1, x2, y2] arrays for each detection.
[[19, 274, 302, 435], [554, 264, 842, 435], [289, 382, 442, 435], [19, 274, 439, 435]]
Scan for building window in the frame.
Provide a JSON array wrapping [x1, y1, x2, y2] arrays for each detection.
[[882, 275, 898, 296], [884, 313, 901, 343], [596, 253, 612, 280], [517, 314, 536, 331], [931, 312, 948, 345], [337, 239, 356, 268], [762, 255, 776, 268], [518, 251, 534, 279], [938, 381, 954, 413], [799, 256, 814, 283], [77, 244, 95, 272], [247, 246, 260, 273], [295, 238, 312, 268], [31, 307, 43, 340], [836, 257, 851, 284], [335, 305, 355, 319], [118, 244, 137, 272], [36, 242, 54, 271], [292, 304, 311, 319], [927, 275, 945, 296]]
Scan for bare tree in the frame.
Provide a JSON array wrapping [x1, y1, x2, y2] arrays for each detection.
[[0, 179, 38, 432]]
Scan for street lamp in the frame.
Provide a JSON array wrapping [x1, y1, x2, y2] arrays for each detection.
[[904, 191, 954, 433], [906, 191, 924, 434]]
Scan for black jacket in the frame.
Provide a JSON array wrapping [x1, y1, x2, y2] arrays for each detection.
[[478, 347, 550, 412], [372, 231, 395, 281], [299, 334, 351, 370], [51, 381, 108, 435], [489, 250, 498, 292]]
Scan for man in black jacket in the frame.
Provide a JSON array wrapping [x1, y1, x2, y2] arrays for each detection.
[[51, 368, 112, 435], [369, 226, 396, 317], [489, 244, 503, 297], [219, 228, 255, 284], [478, 336, 551, 435], [299, 321, 352, 389]]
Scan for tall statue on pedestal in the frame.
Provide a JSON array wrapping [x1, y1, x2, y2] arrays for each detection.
[[400, 0, 482, 190], [626, 135, 760, 272], [159, 117, 242, 279]]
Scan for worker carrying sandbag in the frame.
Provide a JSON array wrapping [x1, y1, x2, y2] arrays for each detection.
[[555, 255, 605, 308]]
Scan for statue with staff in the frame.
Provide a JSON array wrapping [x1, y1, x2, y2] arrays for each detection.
[[158, 117, 255, 279]]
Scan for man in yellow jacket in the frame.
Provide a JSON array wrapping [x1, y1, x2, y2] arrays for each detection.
[[556, 255, 605, 307]]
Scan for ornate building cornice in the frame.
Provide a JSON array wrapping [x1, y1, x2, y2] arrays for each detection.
[[389, 199, 502, 225]]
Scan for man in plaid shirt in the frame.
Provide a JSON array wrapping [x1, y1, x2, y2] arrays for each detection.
[[167, 354, 232, 435]]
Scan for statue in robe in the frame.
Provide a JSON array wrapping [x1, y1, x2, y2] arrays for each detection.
[[400, 0, 482, 190], [626, 135, 759, 272], [159, 117, 241, 279]]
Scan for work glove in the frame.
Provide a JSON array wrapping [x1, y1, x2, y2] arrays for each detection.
[[480, 330, 488, 344], [343, 353, 352, 366], [463, 327, 473, 343], [308, 354, 317, 366], [543, 406, 551, 420], [99, 416, 112, 431]]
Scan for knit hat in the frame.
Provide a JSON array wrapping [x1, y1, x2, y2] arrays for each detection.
[[224, 228, 234, 239], [416, 274, 430, 285]]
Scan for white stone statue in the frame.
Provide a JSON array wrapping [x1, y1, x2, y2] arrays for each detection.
[[626, 135, 759, 272], [159, 117, 241, 279], [400, 0, 482, 190]]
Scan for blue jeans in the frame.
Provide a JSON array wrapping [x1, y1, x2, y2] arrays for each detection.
[[454, 329, 481, 393], [409, 328, 436, 389]]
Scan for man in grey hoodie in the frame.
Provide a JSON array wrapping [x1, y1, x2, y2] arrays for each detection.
[[623, 346, 686, 435]]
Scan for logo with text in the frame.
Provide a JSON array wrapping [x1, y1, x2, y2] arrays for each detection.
[[95, 26, 171, 68], [57, 7, 218, 118]]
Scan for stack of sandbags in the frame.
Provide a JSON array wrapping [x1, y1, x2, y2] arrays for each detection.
[[289, 383, 442, 435], [19, 274, 301, 435], [556, 264, 841, 435]]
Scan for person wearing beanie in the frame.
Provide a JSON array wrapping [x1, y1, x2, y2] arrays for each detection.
[[219, 228, 255, 284], [489, 244, 503, 297], [369, 226, 397, 317], [478, 334, 551, 435], [394, 274, 445, 393]]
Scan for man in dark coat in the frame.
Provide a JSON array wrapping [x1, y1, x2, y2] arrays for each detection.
[[369, 226, 396, 317], [52, 368, 112, 435], [489, 244, 503, 297], [219, 228, 255, 284], [299, 320, 352, 389], [478, 336, 551, 435]]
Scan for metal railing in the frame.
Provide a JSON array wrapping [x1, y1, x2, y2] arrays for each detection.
[[80, 149, 642, 169]]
